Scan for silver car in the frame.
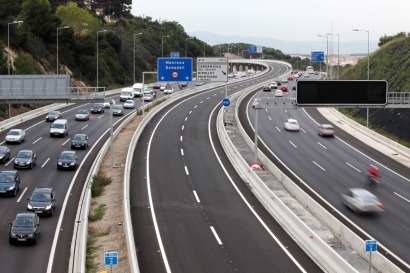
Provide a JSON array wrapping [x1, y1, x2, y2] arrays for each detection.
[[75, 109, 90, 121], [112, 104, 124, 116], [5, 129, 25, 144], [341, 188, 384, 214]]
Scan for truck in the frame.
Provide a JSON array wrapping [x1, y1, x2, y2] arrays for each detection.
[[132, 83, 144, 97], [120, 88, 134, 102]]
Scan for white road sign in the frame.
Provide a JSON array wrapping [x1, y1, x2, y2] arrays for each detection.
[[197, 57, 228, 82]]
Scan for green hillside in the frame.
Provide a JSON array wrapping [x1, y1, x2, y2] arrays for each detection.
[[339, 34, 410, 146]]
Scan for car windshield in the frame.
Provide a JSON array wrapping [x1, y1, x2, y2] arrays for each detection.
[[8, 130, 20, 135], [78, 110, 88, 114], [0, 146, 8, 152], [113, 105, 122, 109], [48, 111, 59, 115], [93, 104, 102, 108], [61, 153, 75, 160], [17, 151, 31, 158], [0, 174, 13, 183], [13, 217, 35, 228], [30, 192, 50, 202], [52, 124, 64, 129], [73, 135, 85, 141]]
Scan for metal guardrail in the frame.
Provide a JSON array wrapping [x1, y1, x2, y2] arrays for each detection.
[[387, 92, 410, 104]]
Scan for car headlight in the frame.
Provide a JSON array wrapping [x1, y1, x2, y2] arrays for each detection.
[[27, 203, 33, 210], [58, 162, 62, 165], [70, 162, 75, 166], [10, 232, 16, 236], [26, 160, 32, 164], [27, 233, 34, 238], [8, 186, 15, 190], [45, 205, 52, 210]]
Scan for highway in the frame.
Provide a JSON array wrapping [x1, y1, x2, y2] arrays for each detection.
[[243, 74, 410, 269], [129, 64, 323, 272]]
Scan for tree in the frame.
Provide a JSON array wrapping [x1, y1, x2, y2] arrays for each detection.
[[13, 53, 43, 74], [0, 40, 8, 74], [56, 2, 102, 37]]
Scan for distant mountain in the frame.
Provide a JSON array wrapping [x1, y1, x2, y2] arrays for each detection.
[[188, 31, 379, 55]]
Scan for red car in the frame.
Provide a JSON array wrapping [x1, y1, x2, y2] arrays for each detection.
[[280, 86, 288, 92], [287, 76, 294, 81]]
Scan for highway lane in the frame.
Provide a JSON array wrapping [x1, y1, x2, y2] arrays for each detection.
[[244, 76, 410, 269], [0, 93, 168, 273], [129, 64, 323, 272]]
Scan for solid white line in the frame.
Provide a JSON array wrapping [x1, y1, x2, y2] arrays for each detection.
[[394, 192, 410, 204], [289, 141, 297, 148], [193, 190, 200, 203], [346, 162, 362, 172], [81, 125, 88, 130], [42, 158, 50, 168], [17, 187, 28, 203], [184, 166, 189, 175], [317, 142, 327, 149], [313, 161, 326, 171], [181, 149, 184, 156], [210, 226, 223, 245], [62, 139, 70, 145]]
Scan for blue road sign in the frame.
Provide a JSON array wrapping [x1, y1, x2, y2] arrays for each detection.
[[170, 52, 180, 58], [157, 57, 193, 82], [365, 240, 377, 252], [248, 45, 257, 53], [222, 98, 230, 107], [311, 51, 325, 62], [104, 252, 118, 266]]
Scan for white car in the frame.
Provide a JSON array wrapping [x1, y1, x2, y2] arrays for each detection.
[[269, 82, 278, 89], [252, 98, 262, 109], [160, 85, 166, 91], [341, 188, 384, 214], [123, 100, 135, 109], [284, 119, 300, 131], [281, 78, 288, 83], [103, 98, 115, 108], [75, 109, 90, 121], [163, 87, 174, 94], [5, 129, 26, 143], [274, 90, 283, 97]]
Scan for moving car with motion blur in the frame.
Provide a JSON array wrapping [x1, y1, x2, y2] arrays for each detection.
[[9, 212, 40, 245], [5, 129, 25, 144], [14, 149, 37, 169], [0, 146, 11, 163], [284, 119, 300, 131], [318, 124, 335, 137], [341, 188, 384, 214]]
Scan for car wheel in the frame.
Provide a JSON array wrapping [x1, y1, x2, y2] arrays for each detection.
[[12, 188, 17, 197], [32, 237, 37, 245], [9, 239, 13, 244]]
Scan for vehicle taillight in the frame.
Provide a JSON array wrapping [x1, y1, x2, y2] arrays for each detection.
[[374, 200, 384, 209]]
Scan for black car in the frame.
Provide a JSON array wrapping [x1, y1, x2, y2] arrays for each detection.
[[0, 145, 11, 163], [57, 151, 79, 170], [0, 170, 20, 196], [179, 82, 188, 88], [27, 187, 56, 216], [9, 212, 40, 244], [262, 85, 271, 92], [14, 149, 37, 169], [91, 103, 105, 114], [71, 134, 89, 150], [45, 111, 62, 122]]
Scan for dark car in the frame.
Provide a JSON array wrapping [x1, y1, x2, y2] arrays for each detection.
[[14, 150, 37, 169], [45, 111, 62, 122], [280, 86, 288, 92], [57, 151, 79, 170], [71, 134, 89, 150], [91, 103, 105, 114], [27, 187, 56, 216], [275, 80, 282, 86], [262, 85, 271, 92], [9, 212, 40, 244], [152, 83, 162, 89], [0, 145, 11, 163], [179, 82, 188, 88], [0, 170, 20, 196]]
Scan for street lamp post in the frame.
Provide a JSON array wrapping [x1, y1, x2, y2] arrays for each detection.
[[7, 20, 23, 75], [56, 26, 69, 74], [97, 30, 107, 91], [318, 33, 330, 77], [133, 32, 142, 84], [185, 37, 193, 57], [203, 41, 206, 57], [161, 35, 169, 57], [353, 29, 370, 127]]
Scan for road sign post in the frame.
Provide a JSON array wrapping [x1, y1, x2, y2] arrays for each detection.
[[104, 251, 118, 273], [365, 240, 377, 273]]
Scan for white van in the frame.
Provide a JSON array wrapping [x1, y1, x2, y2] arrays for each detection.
[[132, 83, 144, 97], [120, 88, 134, 101], [50, 119, 69, 137]]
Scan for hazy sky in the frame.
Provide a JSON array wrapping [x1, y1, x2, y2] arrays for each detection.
[[131, 0, 409, 43]]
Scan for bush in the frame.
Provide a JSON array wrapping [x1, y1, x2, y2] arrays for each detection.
[[88, 204, 106, 222], [91, 173, 112, 197]]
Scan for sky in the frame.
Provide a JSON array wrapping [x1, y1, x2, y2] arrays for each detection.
[[131, 0, 410, 44]]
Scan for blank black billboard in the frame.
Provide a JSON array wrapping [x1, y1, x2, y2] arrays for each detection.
[[296, 80, 388, 105]]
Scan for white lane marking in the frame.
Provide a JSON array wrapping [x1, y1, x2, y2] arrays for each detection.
[[276, 127, 281, 132], [33, 137, 42, 144], [394, 192, 410, 204], [300, 128, 306, 133], [181, 149, 184, 156], [17, 187, 28, 203], [5, 159, 13, 167], [194, 105, 198, 108], [207, 97, 210, 100], [200, 101, 204, 104], [184, 166, 189, 175], [210, 226, 223, 245], [98, 115, 104, 119], [182, 125, 185, 131], [346, 162, 362, 172], [42, 158, 50, 168], [317, 142, 327, 149], [189, 111, 192, 115], [313, 161, 326, 171], [180, 136, 183, 142], [185, 117, 188, 122], [62, 138, 70, 145], [284, 109, 287, 113], [289, 141, 297, 148], [268, 116, 272, 121], [193, 190, 200, 203], [81, 125, 88, 130], [213, 93, 217, 96]]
